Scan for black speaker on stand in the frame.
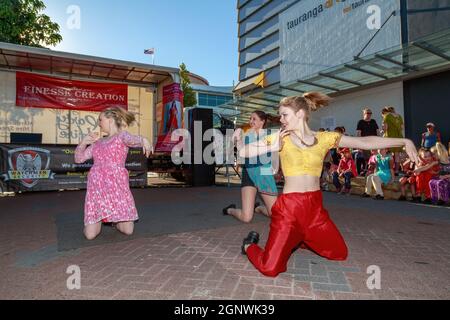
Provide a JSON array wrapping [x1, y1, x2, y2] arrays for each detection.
[[186, 108, 215, 186]]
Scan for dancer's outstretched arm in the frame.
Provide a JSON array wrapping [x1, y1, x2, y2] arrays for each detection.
[[119, 131, 153, 157], [339, 135, 419, 164], [238, 130, 284, 158]]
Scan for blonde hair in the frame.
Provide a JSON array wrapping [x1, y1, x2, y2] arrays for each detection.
[[102, 106, 135, 129], [279, 92, 331, 121], [431, 142, 450, 164]]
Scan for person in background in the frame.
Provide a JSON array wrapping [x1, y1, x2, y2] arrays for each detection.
[[356, 108, 379, 175], [411, 148, 439, 204], [429, 143, 450, 205], [421, 123, 441, 150], [361, 148, 395, 200], [366, 150, 378, 176], [321, 147, 333, 191], [382, 106, 404, 175], [329, 127, 345, 173], [398, 155, 417, 201], [332, 148, 357, 195]]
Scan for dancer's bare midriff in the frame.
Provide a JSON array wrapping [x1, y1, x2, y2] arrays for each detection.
[[283, 175, 320, 193]]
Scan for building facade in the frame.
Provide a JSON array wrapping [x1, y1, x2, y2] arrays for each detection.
[[187, 84, 235, 131], [234, 0, 450, 146]]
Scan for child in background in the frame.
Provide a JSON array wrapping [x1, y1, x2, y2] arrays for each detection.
[[366, 150, 378, 176], [398, 156, 416, 201], [429, 143, 450, 205], [353, 149, 366, 176], [362, 149, 394, 200], [332, 148, 357, 195], [321, 150, 333, 191], [412, 148, 439, 204]]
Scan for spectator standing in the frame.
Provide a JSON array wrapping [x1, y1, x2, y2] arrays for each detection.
[[382, 106, 404, 175], [421, 123, 441, 150], [356, 108, 379, 175]]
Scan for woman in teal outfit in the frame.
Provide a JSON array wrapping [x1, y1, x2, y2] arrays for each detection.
[[222, 111, 278, 223], [362, 148, 395, 200]]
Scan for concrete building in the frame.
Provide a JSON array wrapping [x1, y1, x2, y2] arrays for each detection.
[[225, 0, 450, 146], [189, 84, 235, 130]]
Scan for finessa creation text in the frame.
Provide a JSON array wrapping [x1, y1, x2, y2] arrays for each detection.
[[22, 86, 126, 101]]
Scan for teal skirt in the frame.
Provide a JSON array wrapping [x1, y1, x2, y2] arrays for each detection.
[[243, 165, 278, 196]]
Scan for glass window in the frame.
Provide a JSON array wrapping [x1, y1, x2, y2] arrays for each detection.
[[197, 93, 233, 107], [198, 93, 208, 106], [213, 113, 221, 128]]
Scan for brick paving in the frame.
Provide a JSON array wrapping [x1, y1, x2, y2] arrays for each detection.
[[0, 187, 449, 300]]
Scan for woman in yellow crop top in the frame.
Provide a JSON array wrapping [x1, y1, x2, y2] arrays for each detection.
[[238, 92, 419, 277]]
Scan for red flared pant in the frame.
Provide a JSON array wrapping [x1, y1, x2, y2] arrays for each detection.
[[246, 191, 348, 277], [415, 172, 434, 199]]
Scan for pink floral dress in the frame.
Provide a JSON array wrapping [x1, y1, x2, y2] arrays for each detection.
[[75, 131, 145, 226]]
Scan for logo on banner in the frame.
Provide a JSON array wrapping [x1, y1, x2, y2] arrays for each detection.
[[3, 147, 55, 188]]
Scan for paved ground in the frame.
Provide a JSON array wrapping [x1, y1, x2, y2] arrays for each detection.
[[0, 186, 449, 300]]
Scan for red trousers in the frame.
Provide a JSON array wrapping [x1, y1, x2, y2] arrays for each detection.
[[415, 172, 434, 199], [247, 191, 348, 277]]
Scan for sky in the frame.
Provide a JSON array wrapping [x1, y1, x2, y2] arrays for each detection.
[[43, 0, 239, 86]]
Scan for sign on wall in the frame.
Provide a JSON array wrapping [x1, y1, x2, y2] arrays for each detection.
[[279, 0, 401, 84], [16, 72, 128, 112]]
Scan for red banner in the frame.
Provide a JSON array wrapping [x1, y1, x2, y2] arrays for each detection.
[[16, 72, 128, 112], [155, 83, 184, 153]]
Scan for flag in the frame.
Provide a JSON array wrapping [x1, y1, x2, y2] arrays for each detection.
[[144, 48, 155, 55], [253, 71, 266, 88]]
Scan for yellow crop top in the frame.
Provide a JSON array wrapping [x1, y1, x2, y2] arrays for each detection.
[[265, 131, 342, 177]]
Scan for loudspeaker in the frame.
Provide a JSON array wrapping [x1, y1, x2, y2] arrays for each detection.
[[187, 108, 215, 186], [10, 133, 42, 144]]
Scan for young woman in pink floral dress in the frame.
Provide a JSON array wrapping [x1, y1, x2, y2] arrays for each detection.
[[75, 107, 153, 240]]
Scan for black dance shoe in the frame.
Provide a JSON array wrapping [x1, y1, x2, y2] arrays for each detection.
[[222, 204, 236, 215], [241, 231, 260, 255]]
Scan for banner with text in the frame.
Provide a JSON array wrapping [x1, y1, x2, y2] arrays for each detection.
[[279, 0, 401, 84], [16, 72, 128, 112], [0, 143, 146, 192]]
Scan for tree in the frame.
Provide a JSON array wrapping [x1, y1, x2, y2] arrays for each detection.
[[179, 63, 197, 108], [0, 0, 62, 47]]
